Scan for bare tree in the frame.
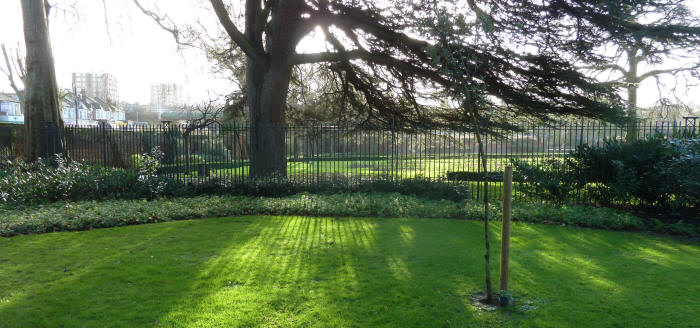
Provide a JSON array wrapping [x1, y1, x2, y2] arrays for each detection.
[[1, 0, 77, 104], [21, 0, 63, 161], [0, 44, 26, 103], [644, 98, 695, 121], [180, 99, 225, 172]]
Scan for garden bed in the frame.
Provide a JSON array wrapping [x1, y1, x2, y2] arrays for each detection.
[[1, 192, 697, 237]]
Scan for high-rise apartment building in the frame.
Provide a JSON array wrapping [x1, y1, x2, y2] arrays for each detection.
[[150, 83, 182, 108], [72, 73, 119, 104]]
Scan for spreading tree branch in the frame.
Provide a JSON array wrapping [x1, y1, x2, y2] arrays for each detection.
[[638, 63, 700, 82], [209, 0, 265, 64], [182, 98, 225, 135], [289, 50, 445, 83]]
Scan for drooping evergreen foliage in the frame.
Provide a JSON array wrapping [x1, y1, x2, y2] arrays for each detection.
[[134, 0, 693, 176]]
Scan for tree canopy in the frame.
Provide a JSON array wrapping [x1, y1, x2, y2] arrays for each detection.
[[133, 0, 699, 176], [564, 0, 700, 137]]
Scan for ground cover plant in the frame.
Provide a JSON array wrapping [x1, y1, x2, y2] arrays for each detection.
[[2, 193, 697, 238], [0, 154, 480, 207], [0, 215, 698, 327]]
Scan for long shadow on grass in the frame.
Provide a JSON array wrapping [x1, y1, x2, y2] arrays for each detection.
[[1, 216, 492, 327], [152, 216, 487, 327], [0, 218, 265, 326], [506, 224, 700, 327], [4, 217, 696, 327]]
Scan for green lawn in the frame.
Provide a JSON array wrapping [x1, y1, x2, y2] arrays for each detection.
[[179, 155, 551, 180], [1, 216, 698, 327]]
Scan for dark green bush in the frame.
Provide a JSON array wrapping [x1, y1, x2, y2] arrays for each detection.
[[571, 135, 699, 209], [515, 135, 699, 211], [511, 158, 580, 204], [446, 171, 504, 182], [195, 174, 472, 202], [176, 154, 206, 164], [0, 149, 188, 208], [1, 154, 471, 209]]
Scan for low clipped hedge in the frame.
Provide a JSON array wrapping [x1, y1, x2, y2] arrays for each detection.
[[446, 171, 505, 182], [2, 192, 696, 237]]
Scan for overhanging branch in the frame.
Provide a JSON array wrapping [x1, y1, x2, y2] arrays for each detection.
[[209, 0, 266, 64], [289, 50, 446, 83], [638, 63, 700, 81]]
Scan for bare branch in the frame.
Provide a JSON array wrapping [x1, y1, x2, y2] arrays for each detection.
[[182, 98, 226, 135], [15, 47, 26, 78], [1, 44, 24, 100], [209, 0, 265, 64], [638, 63, 700, 82], [132, 0, 196, 49], [101, 0, 112, 44]]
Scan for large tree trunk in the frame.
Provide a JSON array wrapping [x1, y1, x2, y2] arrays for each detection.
[[247, 60, 291, 178], [625, 49, 640, 142], [21, 0, 63, 161], [244, 0, 303, 178]]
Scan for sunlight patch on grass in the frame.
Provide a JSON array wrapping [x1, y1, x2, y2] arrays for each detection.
[[0, 216, 697, 327]]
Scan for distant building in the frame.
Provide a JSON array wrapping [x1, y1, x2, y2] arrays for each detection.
[[62, 91, 125, 126], [0, 91, 125, 126], [150, 83, 182, 108], [0, 93, 22, 124], [72, 73, 119, 105]]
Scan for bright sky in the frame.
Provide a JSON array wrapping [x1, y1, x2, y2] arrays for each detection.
[[0, 0, 699, 107]]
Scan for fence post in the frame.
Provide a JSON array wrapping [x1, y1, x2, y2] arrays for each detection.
[[500, 165, 513, 292], [391, 118, 396, 181], [101, 122, 108, 166]]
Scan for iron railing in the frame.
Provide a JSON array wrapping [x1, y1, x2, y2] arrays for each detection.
[[25, 119, 700, 203]]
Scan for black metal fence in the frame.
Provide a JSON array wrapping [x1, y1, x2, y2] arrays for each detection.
[[32, 119, 700, 202]]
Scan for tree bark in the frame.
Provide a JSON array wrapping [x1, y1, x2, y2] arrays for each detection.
[[474, 124, 493, 304], [467, 107, 493, 304], [625, 49, 640, 142], [247, 60, 291, 178], [243, 0, 304, 178], [21, 0, 63, 161]]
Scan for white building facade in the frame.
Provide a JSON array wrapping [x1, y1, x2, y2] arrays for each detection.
[[72, 73, 119, 105], [150, 83, 182, 108], [0, 92, 125, 126], [0, 93, 23, 124]]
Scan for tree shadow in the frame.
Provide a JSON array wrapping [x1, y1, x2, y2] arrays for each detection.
[[154, 216, 486, 326], [0, 218, 263, 326], [1, 216, 494, 327], [3, 217, 696, 327], [507, 223, 700, 327]]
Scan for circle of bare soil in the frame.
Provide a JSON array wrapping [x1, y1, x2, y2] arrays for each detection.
[[470, 292, 509, 311]]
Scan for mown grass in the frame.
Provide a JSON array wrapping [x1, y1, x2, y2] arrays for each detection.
[[1, 215, 698, 327], [181, 155, 551, 180]]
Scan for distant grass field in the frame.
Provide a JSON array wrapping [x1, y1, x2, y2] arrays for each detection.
[[1, 215, 697, 327], [176, 155, 558, 180]]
